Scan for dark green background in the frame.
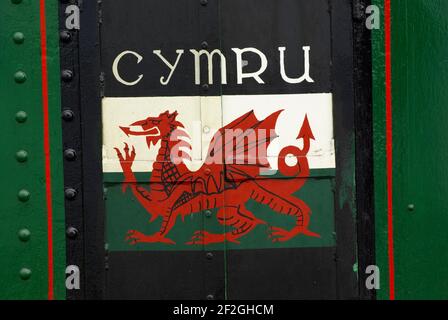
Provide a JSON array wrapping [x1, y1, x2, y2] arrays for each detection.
[[105, 170, 336, 251]]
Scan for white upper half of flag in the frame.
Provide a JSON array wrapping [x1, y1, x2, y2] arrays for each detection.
[[102, 93, 335, 173]]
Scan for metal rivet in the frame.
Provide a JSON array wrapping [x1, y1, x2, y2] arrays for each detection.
[[65, 188, 77, 200], [13, 32, 25, 44], [62, 109, 74, 121], [206, 294, 214, 300], [18, 229, 31, 242], [202, 84, 209, 91], [14, 71, 27, 83], [201, 41, 208, 49], [408, 204, 415, 212], [11, 0, 22, 4], [19, 268, 31, 280], [204, 168, 211, 175], [64, 149, 77, 161], [66, 226, 78, 239], [206, 252, 213, 260], [59, 30, 71, 43], [16, 150, 28, 162], [205, 210, 212, 217], [61, 70, 73, 82], [15, 111, 28, 123], [200, 0, 208, 5], [18, 189, 30, 202]]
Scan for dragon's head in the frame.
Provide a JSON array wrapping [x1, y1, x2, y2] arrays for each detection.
[[120, 110, 184, 148]]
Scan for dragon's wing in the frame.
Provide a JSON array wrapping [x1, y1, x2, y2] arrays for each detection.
[[178, 110, 282, 194]]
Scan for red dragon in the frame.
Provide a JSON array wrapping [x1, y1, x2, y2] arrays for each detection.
[[114, 110, 319, 245]]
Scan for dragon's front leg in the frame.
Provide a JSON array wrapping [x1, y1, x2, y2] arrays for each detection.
[[115, 143, 159, 222], [126, 210, 178, 245], [114, 142, 136, 191]]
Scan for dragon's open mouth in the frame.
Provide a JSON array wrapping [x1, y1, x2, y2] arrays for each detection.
[[119, 126, 160, 137]]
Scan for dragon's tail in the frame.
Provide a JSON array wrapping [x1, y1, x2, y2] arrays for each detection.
[[277, 114, 314, 177]]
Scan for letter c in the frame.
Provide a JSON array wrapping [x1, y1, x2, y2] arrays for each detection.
[[112, 50, 143, 86]]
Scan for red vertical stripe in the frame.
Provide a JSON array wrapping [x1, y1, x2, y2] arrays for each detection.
[[384, 0, 395, 300], [39, 0, 54, 300]]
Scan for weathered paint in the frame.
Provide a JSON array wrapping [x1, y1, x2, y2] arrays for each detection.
[[0, 0, 65, 299]]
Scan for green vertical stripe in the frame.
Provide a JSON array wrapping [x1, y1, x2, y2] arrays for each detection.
[[372, 0, 388, 300]]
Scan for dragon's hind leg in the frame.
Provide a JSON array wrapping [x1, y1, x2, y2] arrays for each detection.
[[187, 205, 264, 245], [266, 195, 320, 242], [249, 183, 320, 242]]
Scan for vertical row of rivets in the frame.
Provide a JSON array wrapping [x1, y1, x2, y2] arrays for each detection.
[[11, 0, 31, 282], [200, 0, 211, 300], [59, 0, 84, 299], [199, 0, 225, 301]]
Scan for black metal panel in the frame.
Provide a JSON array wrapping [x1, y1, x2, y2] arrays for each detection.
[[106, 251, 225, 300], [78, 0, 106, 299], [353, 0, 376, 300], [224, 0, 359, 300], [330, 0, 359, 299], [226, 248, 337, 299]]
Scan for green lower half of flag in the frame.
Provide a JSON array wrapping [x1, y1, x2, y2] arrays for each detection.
[[104, 169, 336, 251]]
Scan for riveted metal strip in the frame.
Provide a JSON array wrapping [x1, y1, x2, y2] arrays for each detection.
[[58, 0, 85, 300], [198, 0, 226, 300]]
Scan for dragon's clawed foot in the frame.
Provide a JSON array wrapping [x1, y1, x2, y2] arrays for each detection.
[[268, 226, 321, 242], [268, 226, 294, 242], [114, 142, 136, 163], [125, 230, 175, 245], [187, 230, 231, 245], [114, 143, 136, 191]]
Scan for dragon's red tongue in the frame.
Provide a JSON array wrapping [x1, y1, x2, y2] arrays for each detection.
[[120, 126, 159, 137]]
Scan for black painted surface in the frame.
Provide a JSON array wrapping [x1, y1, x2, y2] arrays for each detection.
[[107, 251, 225, 300], [353, 0, 376, 300], [226, 248, 337, 299], [329, 0, 359, 299], [79, 0, 106, 299]]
